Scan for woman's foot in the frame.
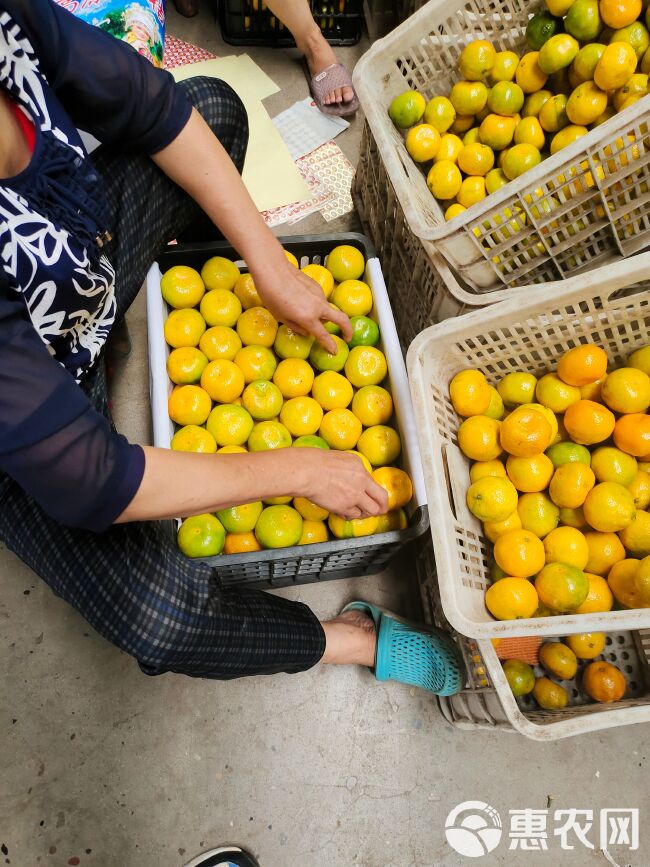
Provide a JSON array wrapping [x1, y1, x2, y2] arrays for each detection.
[[341, 601, 466, 696], [333, 608, 376, 634], [330, 611, 376, 639], [321, 609, 376, 666], [173, 0, 200, 17], [299, 27, 355, 107], [184, 846, 259, 867], [321, 601, 464, 694]]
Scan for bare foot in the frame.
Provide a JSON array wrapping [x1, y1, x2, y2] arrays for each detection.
[[300, 28, 354, 105], [331, 609, 375, 633], [320, 609, 376, 666]]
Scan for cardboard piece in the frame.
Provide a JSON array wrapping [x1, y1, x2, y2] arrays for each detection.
[[171, 56, 311, 212]]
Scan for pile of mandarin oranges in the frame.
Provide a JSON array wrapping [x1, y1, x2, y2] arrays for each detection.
[[451, 342, 650, 709], [159, 246, 413, 558], [388, 0, 650, 218], [502, 633, 629, 708], [449, 341, 650, 623]]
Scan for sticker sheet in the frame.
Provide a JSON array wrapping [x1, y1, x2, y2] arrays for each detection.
[[272, 98, 349, 161]]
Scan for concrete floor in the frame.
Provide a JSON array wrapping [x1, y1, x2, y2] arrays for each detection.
[[2, 7, 650, 867]]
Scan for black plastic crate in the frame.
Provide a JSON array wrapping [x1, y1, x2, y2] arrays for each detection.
[[151, 233, 428, 590], [217, 0, 364, 47]]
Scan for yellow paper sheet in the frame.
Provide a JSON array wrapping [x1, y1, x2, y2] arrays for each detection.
[[171, 57, 311, 212], [172, 55, 279, 100]]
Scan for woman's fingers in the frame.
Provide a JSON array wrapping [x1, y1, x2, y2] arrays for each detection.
[[364, 482, 389, 514], [365, 478, 389, 514], [286, 269, 353, 346], [358, 492, 384, 518], [283, 318, 310, 337], [312, 320, 338, 355], [335, 457, 389, 518], [324, 304, 352, 342], [337, 489, 386, 520], [300, 451, 391, 519]]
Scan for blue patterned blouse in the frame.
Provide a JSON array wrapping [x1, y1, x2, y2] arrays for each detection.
[[0, 0, 192, 530]]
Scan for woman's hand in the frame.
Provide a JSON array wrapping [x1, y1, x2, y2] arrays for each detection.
[[293, 449, 389, 520], [119, 446, 387, 525], [152, 111, 351, 353], [252, 260, 352, 354]]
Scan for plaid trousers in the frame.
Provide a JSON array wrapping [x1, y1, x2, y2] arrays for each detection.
[[0, 77, 326, 680]]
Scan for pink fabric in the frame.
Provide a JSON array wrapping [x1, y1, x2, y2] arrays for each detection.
[[6, 93, 36, 153]]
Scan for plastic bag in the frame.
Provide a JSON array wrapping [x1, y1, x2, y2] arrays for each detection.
[[53, 0, 165, 67]]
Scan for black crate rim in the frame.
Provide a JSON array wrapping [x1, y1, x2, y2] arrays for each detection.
[[216, 0, 363, 47]]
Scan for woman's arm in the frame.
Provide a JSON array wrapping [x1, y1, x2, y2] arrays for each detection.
[[7, 0, 192, 155], [2, 2, 383, 521], [117, 446, 387, 523], [143, 116, 385, 517], [0, 284, 386, 529], [0, 284, 145, 532], [8, 0, 352, 349], [152, 109, 351, 352]]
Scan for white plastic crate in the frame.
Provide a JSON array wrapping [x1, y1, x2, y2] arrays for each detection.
[[479, 631, 650, 739], [352, 122, 528, 352], [438, 634, 650, 739], [353, 0, 650, 291], [407, 250, 650, 639], [417, 533, 650, 739]]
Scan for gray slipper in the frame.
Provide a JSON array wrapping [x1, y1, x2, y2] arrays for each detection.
[[304, 61, 359, 117]]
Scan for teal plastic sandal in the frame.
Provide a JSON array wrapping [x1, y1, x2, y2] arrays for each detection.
[[342, 601, 465, 696]]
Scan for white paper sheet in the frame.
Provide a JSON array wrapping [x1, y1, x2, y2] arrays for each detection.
[[272, 97, 350, 161]]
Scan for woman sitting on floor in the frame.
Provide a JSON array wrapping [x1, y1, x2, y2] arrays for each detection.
[[0, 0, 463, 694]]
